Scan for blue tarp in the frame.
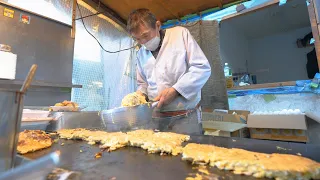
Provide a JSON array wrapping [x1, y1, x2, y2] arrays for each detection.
[[228, 80, 319, 96], [203, 0, 270, 21], [228, 86, 305, 96], [162, 0, 274, 29]]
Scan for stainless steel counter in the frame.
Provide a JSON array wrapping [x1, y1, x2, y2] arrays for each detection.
[[20, 111, 104, 132]]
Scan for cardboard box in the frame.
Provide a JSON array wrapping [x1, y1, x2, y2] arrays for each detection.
[[247, 114, 308, 142], [202, 110, 250, 138]]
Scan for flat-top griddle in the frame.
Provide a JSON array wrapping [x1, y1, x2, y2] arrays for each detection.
[[23, 135, 320, 180]]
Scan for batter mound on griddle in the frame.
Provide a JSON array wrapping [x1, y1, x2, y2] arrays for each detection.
[[121, 92, 147, 107], [17, 130, 53, 154], [182, 143, 320, 180]]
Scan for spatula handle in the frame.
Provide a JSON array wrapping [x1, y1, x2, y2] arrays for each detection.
[[151, 101, 159, 108], [20, 64, 37, 93]]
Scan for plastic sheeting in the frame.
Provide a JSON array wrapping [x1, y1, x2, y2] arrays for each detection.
[[228, 81, 320, 113], [4, 0, 136, 111], [203, 0, 272, 21], [229, 86, 307, 96], [162, 0, 276, 29], [229, 93, 320, 113], [228, 80, 320, 96], [72, 3, 136, 111]]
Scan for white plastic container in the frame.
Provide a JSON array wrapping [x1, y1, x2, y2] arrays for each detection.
[[0, 51, 17, 80], [22, 109, 50, 119]]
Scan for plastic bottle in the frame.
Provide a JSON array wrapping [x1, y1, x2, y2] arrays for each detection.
[[224, 63, 233, 88], [224, 63, 231, 77], [310, 73, 320, 89]]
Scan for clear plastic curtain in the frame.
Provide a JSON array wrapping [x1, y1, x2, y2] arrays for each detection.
[[5, 0, 136, 111], [71, 2, 136, 111]]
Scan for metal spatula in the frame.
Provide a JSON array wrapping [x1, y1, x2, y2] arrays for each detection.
[[99, 101, 158, 131]]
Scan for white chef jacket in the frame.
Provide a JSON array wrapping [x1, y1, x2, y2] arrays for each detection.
[[136, 26, 211, 112]]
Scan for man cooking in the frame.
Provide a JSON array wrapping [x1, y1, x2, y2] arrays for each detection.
[[127, 9, 211, 135]]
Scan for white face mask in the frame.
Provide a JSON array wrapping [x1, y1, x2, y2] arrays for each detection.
[[143, 35, 160, 51]]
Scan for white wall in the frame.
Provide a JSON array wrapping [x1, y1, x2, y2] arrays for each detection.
[[220, 22, 249, 74], [248, 26, 313, 83]]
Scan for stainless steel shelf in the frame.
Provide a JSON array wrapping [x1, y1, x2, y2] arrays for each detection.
[[0, 79, 82, 88]]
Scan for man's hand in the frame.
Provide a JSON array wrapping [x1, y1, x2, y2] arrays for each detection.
[[154, 87, 179, 108]]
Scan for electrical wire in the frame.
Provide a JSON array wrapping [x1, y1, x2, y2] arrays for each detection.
[[75, 12, 102, 20], [76, 2, 137, 53]]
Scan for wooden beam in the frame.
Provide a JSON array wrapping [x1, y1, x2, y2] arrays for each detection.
[[221, 0, 289, 21], [81, 0, 127, 30], [228, 81, 296, 91], [308, 0, 320, 70], [217, 0, 223, 9], [314, 0, 320, 23], [71, 0, 76, 38], [222, 0, 277, 21], [153, 0, 181, 22]]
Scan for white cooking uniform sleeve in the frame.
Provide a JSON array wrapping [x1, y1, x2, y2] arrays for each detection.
[[136, 59, 148, 95]]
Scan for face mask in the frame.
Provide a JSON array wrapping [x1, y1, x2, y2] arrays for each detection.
[[143, 35, 160, 51]]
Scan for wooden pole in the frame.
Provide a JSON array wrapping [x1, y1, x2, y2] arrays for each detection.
[[71, 0, 77, 39], [308, 0, 320, 70]]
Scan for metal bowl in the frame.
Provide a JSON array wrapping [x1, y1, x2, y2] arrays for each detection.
[[100, 102, 158, 132]]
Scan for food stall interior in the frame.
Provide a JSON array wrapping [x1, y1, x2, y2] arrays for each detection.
[[220, 0, 312, 84]]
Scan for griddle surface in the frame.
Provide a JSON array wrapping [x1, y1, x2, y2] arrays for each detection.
[[23, 136, 320, 180]]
